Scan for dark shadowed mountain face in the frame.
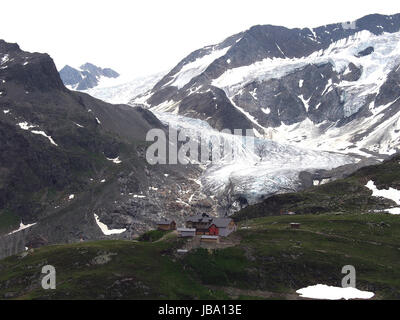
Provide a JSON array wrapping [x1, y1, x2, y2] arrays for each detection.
[[59, 63, 120, 90], [132, 13, 400, 157], [0, 40, 208, 258]]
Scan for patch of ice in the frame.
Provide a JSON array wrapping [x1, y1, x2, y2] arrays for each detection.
[[94, 214, 126, 235], [17, 122, 58, 146], [106, 156, 122, 164], [261, 108, 271, 115], [31, 130, 58, 146], [8, 221, 37, 235], [17, 122, 36, 130], [299, 95, 311, 112]]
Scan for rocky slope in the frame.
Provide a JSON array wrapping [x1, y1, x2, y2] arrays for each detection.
[[131, 13, 400, 157], [0, 40, 210, 259], [59, 63, 120, 90]]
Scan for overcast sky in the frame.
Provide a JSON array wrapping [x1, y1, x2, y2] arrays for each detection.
[[0, 0, 398, 77]]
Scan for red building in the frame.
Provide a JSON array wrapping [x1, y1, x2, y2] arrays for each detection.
[[186, 213, 236, 237], [208, 224, 219, 236]]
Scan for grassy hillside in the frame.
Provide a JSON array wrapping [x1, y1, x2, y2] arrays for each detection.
[[2, 154, 400, 300], [1, 212, 400, 300]]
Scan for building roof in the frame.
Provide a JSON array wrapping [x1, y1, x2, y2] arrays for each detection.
[[156, 219, 175, 225], [186, 213, 213, 223], [211, 218, 232, 228], [177, 228, 196, 232], [186, 214, 234, 229], [201, 235, 219, 239]]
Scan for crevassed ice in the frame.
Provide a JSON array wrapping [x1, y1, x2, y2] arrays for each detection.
[[213, 31, 400, 101], [155, 111, 356, 204]]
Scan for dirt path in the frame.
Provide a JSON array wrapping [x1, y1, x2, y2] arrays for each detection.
[[206, 285, 300, 300], [154, 230, 178, 243]]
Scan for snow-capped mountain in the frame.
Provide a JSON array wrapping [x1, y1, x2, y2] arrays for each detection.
[[59, 63, 120, 90], [131, 13, 400, 157], [2, 13, 400, 259]]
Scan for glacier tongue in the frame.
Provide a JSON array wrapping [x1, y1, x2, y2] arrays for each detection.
[[79, 72, 164, 104], [155, 111, 357, 205]]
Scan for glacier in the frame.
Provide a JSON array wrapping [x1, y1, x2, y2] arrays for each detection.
[[209, 30, 400, 157], [155, 111, 357, 205]]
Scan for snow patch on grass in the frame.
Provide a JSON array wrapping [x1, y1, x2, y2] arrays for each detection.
[[296, 284, 374, 300], [365, 180, 400, 205]]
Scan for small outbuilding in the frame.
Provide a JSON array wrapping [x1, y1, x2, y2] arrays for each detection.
[[156, 219, 176, 231], [200, 235, 219, 243], [290, 223, 301, 229], [281, 211, 296, 216], [177, 228, 196, 238]]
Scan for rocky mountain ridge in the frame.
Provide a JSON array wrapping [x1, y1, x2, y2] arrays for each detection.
[[131, 13, 400, 157], [0, 40, 211, 259], [59, 63, 120, 90]]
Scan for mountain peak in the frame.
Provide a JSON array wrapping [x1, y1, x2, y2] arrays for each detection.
[[0, 39, 65, 92], [0, 40, 21, 53], [59, 63, 120, 90]]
